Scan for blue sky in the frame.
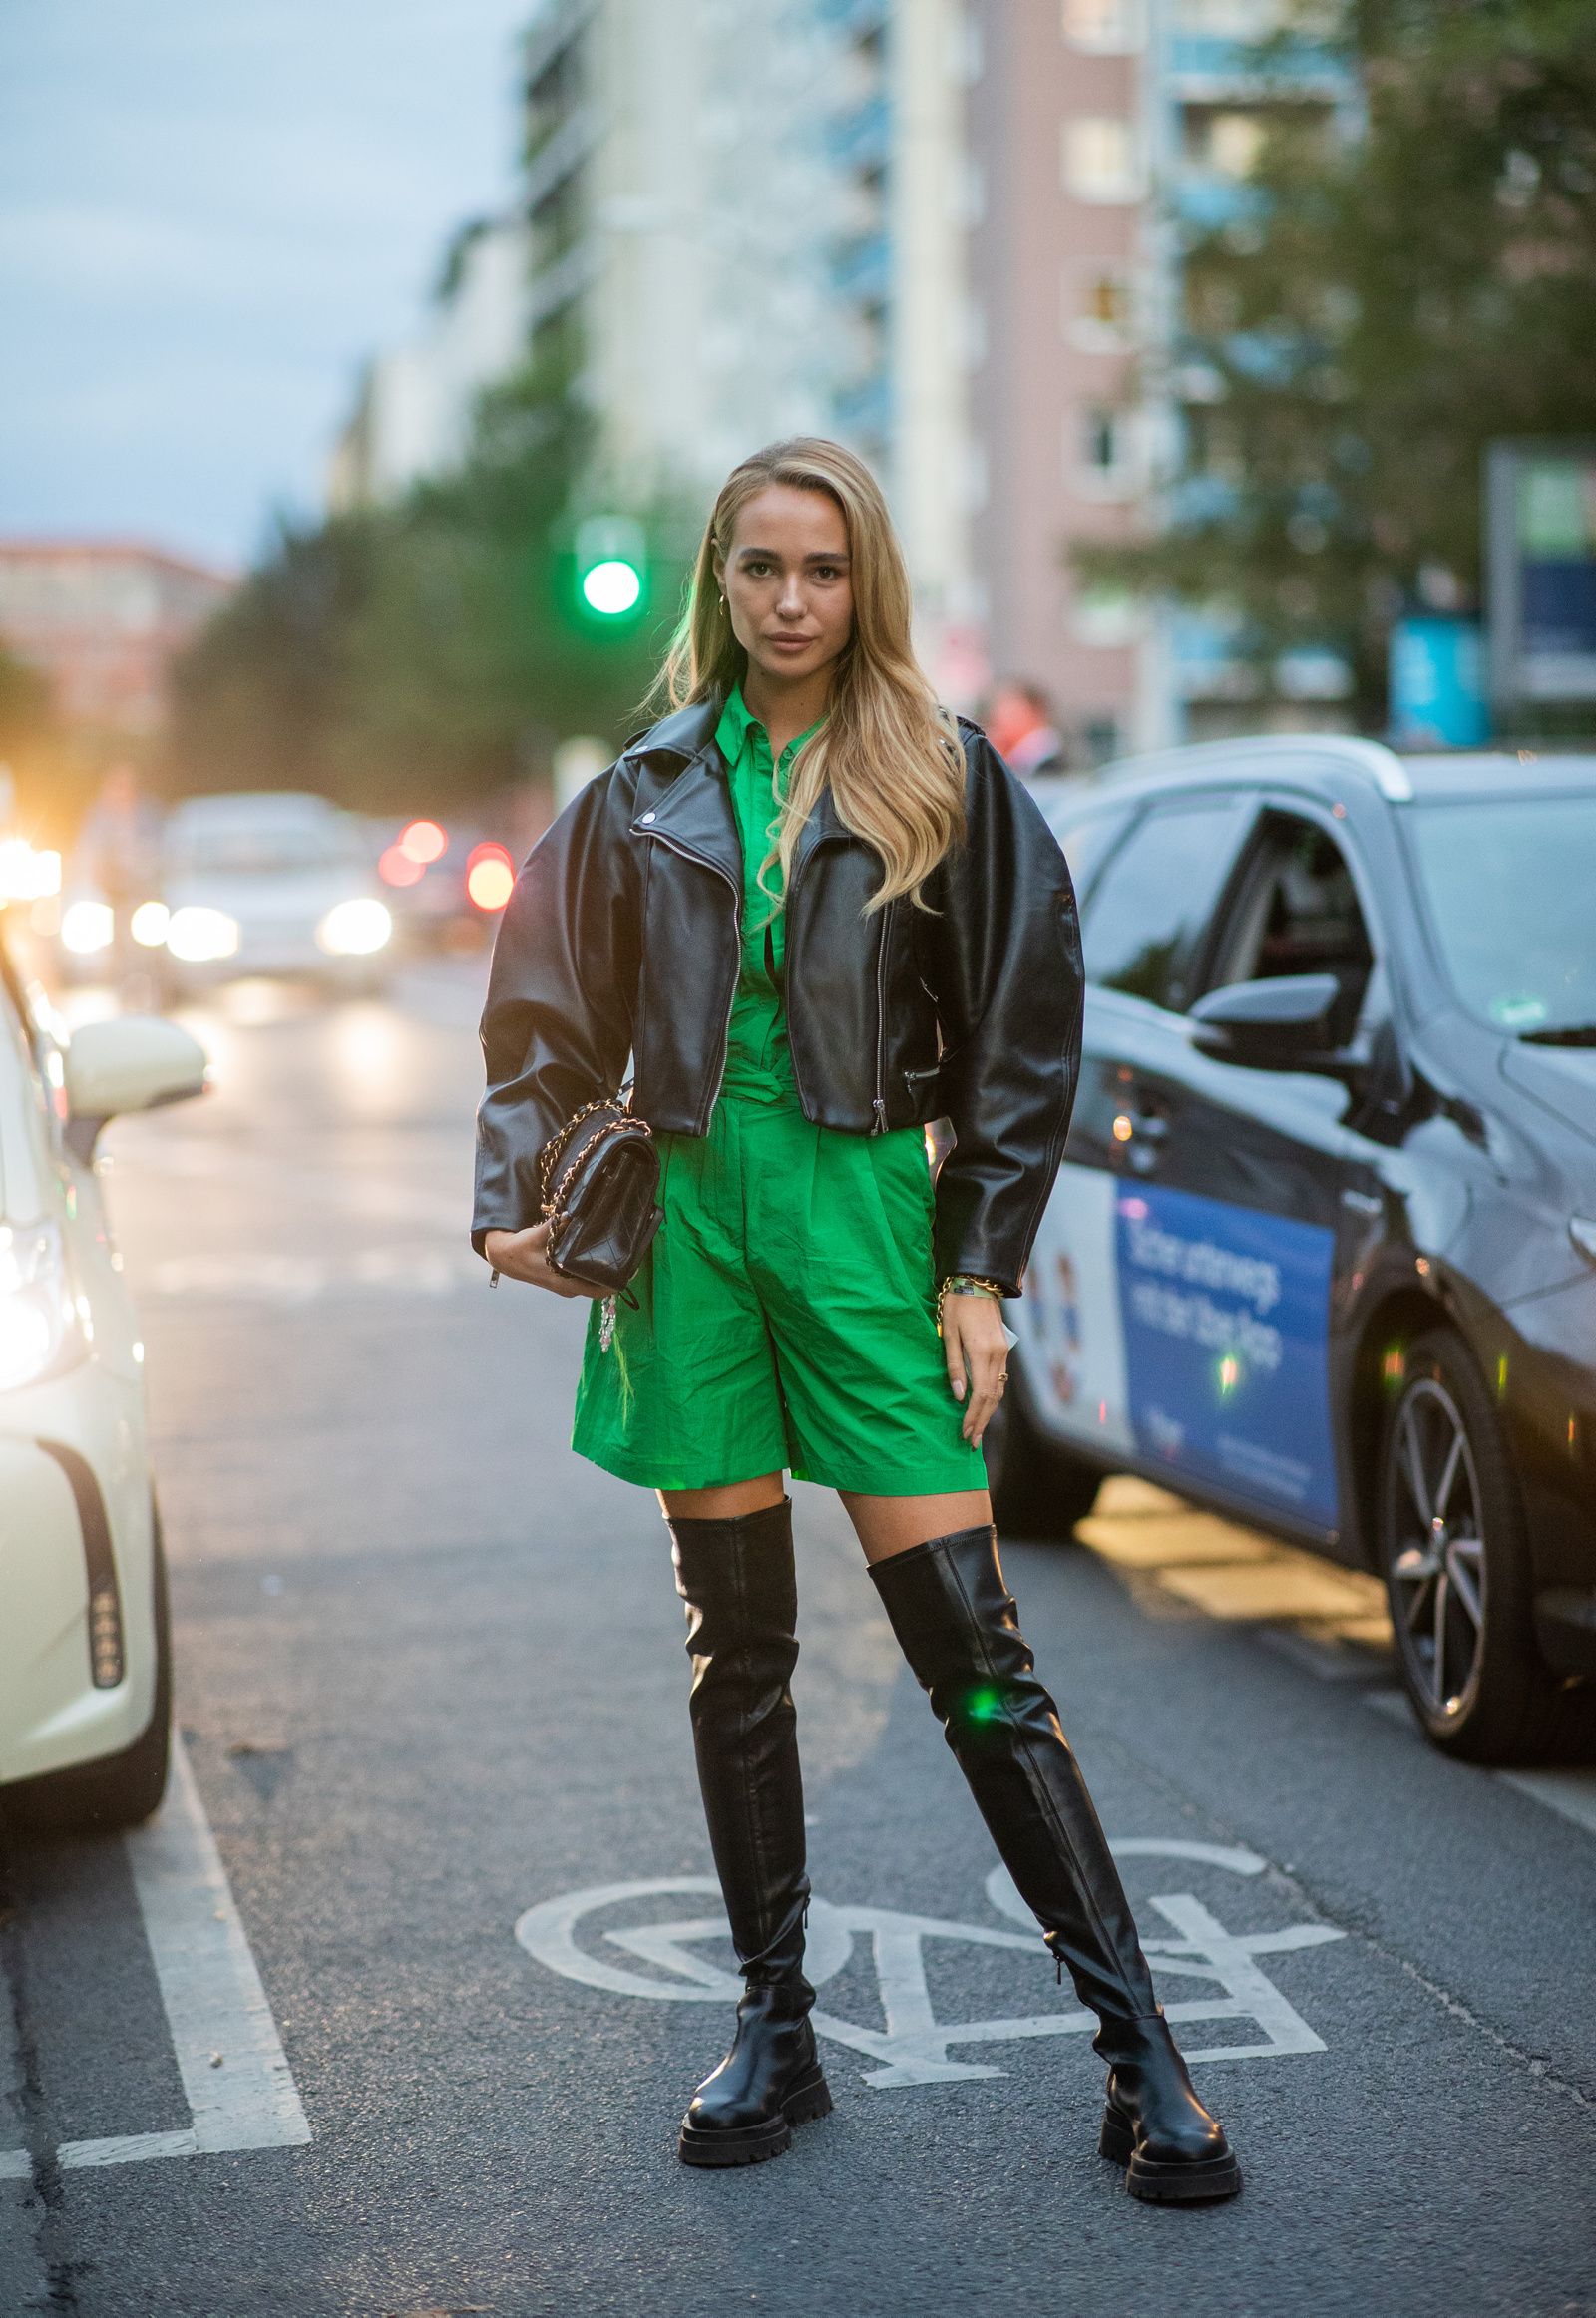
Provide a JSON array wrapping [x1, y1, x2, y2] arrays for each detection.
[[0, 0, 533, 571]]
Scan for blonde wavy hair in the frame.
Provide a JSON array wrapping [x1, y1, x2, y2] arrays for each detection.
[[659, 438, 966, 913]]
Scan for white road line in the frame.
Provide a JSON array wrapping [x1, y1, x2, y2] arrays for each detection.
[[122, 1741, 310, 2158], [0, 1741, 311, 2177]]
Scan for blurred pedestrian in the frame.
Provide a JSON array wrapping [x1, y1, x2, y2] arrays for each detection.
[[985, 679, 1065, 780], [474, 439, 1238, 2203]]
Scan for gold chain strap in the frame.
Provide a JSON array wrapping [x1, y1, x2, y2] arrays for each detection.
[[540, 1096, 652, 1234]]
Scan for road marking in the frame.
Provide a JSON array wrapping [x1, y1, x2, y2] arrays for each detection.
[[1078, 1478, 1394, 1670], [515, 1842, 1346, 2090], [0, 1742, 310, 2176]]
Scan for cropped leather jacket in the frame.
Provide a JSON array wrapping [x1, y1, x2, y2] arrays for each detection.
[[472, 697, 1083, 1296]]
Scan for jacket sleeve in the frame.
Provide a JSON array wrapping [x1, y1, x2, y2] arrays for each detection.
[[919, 732, 1084, 1298], [471, 767, 640, 1257]]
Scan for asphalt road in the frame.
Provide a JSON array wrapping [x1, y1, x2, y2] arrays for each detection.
[[3, 958, 1595, 2318]]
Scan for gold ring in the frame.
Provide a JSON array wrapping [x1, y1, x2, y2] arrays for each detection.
[[998, 1370, 1008, 1384]]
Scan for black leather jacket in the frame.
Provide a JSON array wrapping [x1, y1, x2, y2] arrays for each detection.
[[472, 697, 1082, 1296]]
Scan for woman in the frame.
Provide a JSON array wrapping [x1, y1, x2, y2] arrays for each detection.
[[473, 439, 1239, 2203]]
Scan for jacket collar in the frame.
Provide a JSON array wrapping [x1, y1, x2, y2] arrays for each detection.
[[624, 696, 740, 880], [624, 691, 848, 882]]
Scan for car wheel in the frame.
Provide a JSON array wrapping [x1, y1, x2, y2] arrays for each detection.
[[2, 1503, 173, 1834], [1378, 1331, 1596, 1764], [985, 1364, 1103, 1542]]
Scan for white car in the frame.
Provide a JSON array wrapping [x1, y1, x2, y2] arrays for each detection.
[[0, 934, 207, 1827], [158, 790, 394, 996]]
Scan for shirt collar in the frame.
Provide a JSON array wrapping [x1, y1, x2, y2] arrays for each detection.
[[714, 684, 758, 766], [715, 684, 827, 769]]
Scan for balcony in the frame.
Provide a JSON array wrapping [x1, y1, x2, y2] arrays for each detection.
[[831, 232, 890, 305], [1166, 33, 1351, 98], [819, 0, 890, 31], [833, 370, 891, 442], [1171, 173, 1265, 231], [827, 95, 891, 175]]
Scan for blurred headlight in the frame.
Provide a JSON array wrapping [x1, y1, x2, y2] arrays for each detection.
[[61, 899, 116, 955], [130, 900, 171, 948], [166, 905, 240, 963], [0, 1222, 84, 1392], [316, 898, 393, 957]]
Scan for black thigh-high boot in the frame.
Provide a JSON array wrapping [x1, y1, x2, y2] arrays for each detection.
[[870, 1524, 1240, 2204], [667, 1498, 832, 2166]]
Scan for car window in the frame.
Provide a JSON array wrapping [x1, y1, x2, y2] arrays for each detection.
[[1206, 813, 1375, 1046], [1078, 793, 1253, 1012], [1052, 804, 1138, 907], [1406, 792, 1596, 1035]]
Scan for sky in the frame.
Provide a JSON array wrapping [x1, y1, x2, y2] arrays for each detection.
[[0, 0, 534, 573]]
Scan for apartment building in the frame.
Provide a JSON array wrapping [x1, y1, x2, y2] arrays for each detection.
[[0, 542, 232, 735], [966, 0, 1352, 762], [329, 217, 535, 512]]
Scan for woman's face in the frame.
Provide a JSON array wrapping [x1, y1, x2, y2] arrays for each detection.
[[716, 484, 854, 693]]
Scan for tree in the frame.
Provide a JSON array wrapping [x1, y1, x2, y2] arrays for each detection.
[[1080, 0, 1596, 726], [167, 367, 690, 812]]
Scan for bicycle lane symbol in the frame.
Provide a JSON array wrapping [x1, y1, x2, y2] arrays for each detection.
[[514, 1839, 1346, 2089]]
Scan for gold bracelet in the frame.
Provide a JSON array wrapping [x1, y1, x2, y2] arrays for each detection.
[[937, 1274, 1006, 1330]]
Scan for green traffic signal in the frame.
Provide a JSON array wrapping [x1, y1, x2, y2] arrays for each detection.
[[575, 516, 645, 622], [581, 558, 642, 617]]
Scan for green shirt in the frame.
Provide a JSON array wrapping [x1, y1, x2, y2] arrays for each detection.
[[713, 685, 826, 1102]]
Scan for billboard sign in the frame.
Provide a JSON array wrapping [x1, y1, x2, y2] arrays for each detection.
[[1486, 441, 1596, 712]]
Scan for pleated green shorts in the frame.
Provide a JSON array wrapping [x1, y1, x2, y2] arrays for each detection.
[[572, 1091, 990, 1496]]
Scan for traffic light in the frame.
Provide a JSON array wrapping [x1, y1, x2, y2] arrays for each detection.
[[575, 516, 645, 622]]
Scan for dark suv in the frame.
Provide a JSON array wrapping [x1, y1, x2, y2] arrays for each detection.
[[990, 738, 1596, 1766]]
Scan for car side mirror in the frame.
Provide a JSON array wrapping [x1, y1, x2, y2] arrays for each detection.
[[1189, 973, 1341, 1070], [65, 1015, 210, 1160]]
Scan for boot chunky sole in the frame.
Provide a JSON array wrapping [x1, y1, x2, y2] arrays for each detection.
[[1099, 2107, 1243, 2203], [677, 2065, 833, 2168]]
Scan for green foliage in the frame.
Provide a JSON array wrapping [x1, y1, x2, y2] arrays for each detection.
[[168, 370, 691, 811], [1079, 0, 1596, 723]]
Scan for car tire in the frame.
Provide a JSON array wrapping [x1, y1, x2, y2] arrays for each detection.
[[1, 1503, 173, 1834], [985, 1364, 1103, 1542], [1378, 1330, 1596, 1765]]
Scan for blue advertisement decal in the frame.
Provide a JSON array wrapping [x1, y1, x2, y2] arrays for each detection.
[[1115, 1184, 1338, 1528]]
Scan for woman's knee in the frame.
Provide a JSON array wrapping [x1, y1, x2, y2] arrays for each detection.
[[659, 1475, 786, 1522]]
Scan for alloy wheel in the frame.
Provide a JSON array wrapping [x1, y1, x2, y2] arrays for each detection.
[[1385, 1376, 1487, 1720]]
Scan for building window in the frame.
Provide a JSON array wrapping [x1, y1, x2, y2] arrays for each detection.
[[1074, 588, 1141, 648], [1062, 117, 1143, 203], [1063, 0, 1146, 52], [1069, 264, 1134, 349], [1174, 0, 1287, 32], [1183, 107, 1268, 178], [1073, 405, 1140, 498]]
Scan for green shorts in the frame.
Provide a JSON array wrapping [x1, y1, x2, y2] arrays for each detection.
[[572, 1091, 990, 1496]]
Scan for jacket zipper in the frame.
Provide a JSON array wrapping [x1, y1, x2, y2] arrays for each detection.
[[640, 828, 740, 1132], [871, 900, 895, 1133]]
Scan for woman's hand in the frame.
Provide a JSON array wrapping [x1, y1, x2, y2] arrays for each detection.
[[484, 1223, 607, 1300], [942, 1290, 1009, 1447]]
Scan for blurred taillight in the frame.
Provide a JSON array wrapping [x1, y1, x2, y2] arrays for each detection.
[[400, 818, 447, 865], [466, 844, 515, 912]]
